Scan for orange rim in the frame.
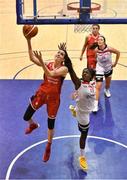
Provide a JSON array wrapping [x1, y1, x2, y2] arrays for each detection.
[[67, 2, 101, 13]]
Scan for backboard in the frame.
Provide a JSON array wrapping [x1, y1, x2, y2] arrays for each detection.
[[16, 0, 127, 24]]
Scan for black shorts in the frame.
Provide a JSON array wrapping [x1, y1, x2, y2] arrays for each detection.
[[96, 69, 113, 82]]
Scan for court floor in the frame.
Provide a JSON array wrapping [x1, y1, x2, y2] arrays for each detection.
[[0, 80, 127, 179], [0, 1, 127, 180]]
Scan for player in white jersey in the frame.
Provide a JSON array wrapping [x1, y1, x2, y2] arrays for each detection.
[[93, 35, 120, 112], [70, 69, 95, 171], [69, 69, 95, 171], [61, 43, 95, 171], [70, 79, 96, 125]]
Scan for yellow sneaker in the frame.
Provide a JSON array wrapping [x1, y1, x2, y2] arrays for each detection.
[[79, 156, 88, 171], [69, 105, 76, 117]]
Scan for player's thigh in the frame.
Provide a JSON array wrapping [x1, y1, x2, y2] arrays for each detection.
[[47, 96, 60, 118]]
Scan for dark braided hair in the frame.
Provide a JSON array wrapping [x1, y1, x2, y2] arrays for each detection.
[[89, 42, 98, 50], [88, 68, 96, 80], [63, 50, 74, 73]]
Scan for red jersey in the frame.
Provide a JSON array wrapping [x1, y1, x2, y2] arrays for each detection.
[[30, 62, 65, 118], [39, 62, 64, 95], [86, 33, 100, 57]]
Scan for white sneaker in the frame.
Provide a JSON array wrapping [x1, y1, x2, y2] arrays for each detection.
[[92, 100, 99, 112], [104, 89, 111, 97]]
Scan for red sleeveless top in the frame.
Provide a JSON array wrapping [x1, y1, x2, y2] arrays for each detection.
[[39, 62, 64, 95], [86, 34, 100, 57]]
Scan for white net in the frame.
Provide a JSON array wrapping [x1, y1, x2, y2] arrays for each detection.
[[74, 24, 92, 33]]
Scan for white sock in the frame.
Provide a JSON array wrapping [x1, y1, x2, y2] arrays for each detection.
[[94, 100, 98, 106], [80, 149, 85, 157]]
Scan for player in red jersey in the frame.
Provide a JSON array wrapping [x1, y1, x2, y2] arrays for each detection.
[[23, 38, 68, 162], [80, 24, 100, 69]]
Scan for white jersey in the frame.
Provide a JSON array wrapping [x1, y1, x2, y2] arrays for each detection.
[[75, 81, 96, 125], [96, 46, 112, 73]]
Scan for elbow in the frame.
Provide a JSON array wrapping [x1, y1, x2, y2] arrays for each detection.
[[117, 52, 120, 58], [117, 50, 120, 55]]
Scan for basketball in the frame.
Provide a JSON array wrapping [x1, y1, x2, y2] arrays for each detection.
[[23, 25, 38, 38]]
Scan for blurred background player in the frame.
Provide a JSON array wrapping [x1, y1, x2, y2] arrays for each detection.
[[93, 35, 120, 112], [80, 24, 100, 70], [62, 43, 95, 171], [23, 38, 68, 162]]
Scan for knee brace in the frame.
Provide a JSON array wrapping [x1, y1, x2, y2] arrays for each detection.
[[96, 74, 103, 82], [48, 118, 55, 129], [23, 104, 36, 121], [78, 123, 89, 133]]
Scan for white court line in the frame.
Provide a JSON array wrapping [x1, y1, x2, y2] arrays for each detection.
[[5, 135, 127, 180]]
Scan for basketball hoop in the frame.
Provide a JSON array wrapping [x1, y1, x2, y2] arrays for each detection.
[[67, 2, 101, 33], [67, 2, 101, 13]]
